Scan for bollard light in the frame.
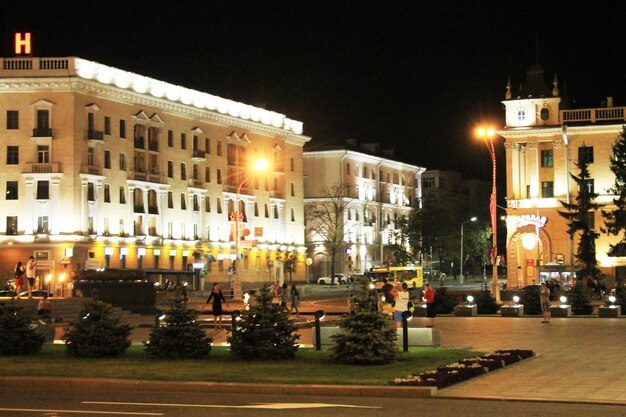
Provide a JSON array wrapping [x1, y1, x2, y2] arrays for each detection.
[[512, 295, 520, 304], [314, 310, 325, 351], [608, 295, 616, 304], [466, 295, 474, 304], [560, 296, 567, 303], [401, 310, 412, 352]]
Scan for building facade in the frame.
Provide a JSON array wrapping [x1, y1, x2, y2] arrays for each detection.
[[500, 65, 626, 288], [303, 149, 425, 279], [0, 56, 310, 293]]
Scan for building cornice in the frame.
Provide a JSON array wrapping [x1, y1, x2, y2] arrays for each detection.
[[303, 149, 425, 172]]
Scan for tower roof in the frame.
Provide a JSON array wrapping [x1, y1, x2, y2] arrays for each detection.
[[518, 64, 552, 98]]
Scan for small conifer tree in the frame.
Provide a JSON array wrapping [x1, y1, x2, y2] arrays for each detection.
[[0, 304, 44, 355], [568, 285, 593, 315], [434, 286, 457, 314], [331, 276, 397, 364], [523, 285, 541, 315], [476, 290, 500, 314], [63, 295, 132, 357], [146, 294, 212, 358], [227, 285, 299, 359]]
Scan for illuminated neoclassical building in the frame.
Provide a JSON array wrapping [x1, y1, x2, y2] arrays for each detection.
[[500, 65, 626, 288], [0, 56, 310, 292], [303, 147, 425, 278]]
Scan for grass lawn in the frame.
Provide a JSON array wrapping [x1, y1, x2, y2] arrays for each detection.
[[1, 345, 482, 386]]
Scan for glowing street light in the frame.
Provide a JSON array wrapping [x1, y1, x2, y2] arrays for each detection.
[[476, 126, 501, 303]]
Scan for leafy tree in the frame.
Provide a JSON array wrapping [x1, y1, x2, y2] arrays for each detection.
[[306, 185, 354, 283], [568, 285, 593, 315], [227, 285, 299, 359], [558, 157, 603, 283], [146, 294, 212, 358], [0, 304, 44, 355], [475, 290, 500, 314], [331, 276, 397, 364], [434, 286, 458, 314], [63, 295, 132, 357], [602, 126, 626, 288]]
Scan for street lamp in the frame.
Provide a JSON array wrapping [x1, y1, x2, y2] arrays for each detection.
[[460, 216, 477, 283], [233, 159, 269, 300], [476, 127, 501, 303]]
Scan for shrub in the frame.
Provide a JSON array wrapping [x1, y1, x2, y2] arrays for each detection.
[[434, 287, 457, 314], [227, 285, 299, 360], [475, 290, 500, 314], [522, 285, 541, 315], [569, 284, 593, 315], [146, 294, 212, 358], [63, 296, 132, 357], [0, 303, 44, 355], [331, 276, 397, 365], [615, 286, 626, 311]]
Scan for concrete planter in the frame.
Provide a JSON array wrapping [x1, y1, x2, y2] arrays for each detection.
[[549, 305, 571, 317], [598, 305, 622, 317], [311, 326, 441, 347], [454, 304, 477, 316], [500, 305, 524, 317], [412, 305, 427, 317]]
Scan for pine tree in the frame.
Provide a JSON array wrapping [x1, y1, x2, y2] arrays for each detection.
[[602, 126, 626, 291], [569, 284, 593, 315], [522, 285, 541, 315], [558, 157, 603, 283], [146, 294, 212, 358], [434, 286, 457, 314], [227, 285, 299, 360], [331, 276, 398, 364], [476, 290, 500, 314], [0, 304, 44, 355], [63, 295, 132, 357]]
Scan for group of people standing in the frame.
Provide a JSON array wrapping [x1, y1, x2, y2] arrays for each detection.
[[379, 278, 437, 328], [13, 256, 37, 299], [271, 280, 301, 316]]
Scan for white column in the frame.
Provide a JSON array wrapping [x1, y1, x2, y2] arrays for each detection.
[[142, 188, 149, 235], [81, 179, 88, 233], [23, 178, 35, 235], [127, 185, 135, 236]]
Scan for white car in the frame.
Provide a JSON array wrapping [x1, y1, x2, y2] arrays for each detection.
[[317, 274, 351, 285]]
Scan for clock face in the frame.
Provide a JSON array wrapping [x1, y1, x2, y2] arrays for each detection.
[[517, 109, 526, 122]]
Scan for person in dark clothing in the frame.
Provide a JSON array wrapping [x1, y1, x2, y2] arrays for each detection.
[[206, 282, 228, 329], [381, 277, 395, 305]]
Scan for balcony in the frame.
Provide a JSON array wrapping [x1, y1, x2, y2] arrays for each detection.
[[27, 162, 60, 173], [192, 149, 206, 161], [188, 178, 204, 188], [81, 165, 102, 175], [134, 136, 145, 149], [561, 106, 626, 123], [32, 127, 52, 137], [87, 129, 104, 142]]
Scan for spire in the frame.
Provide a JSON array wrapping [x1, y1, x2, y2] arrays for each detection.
[[519, 64, 551, 98], [505, 77, 512, 100], [552, 74, 559, 97]]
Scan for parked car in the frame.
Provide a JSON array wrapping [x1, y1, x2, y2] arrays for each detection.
[[19, 290, 50, 298], [317, 274, 351, 285], [0, 290, 17, 298]]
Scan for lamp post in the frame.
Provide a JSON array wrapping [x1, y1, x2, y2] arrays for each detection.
[[477, 127, 501, 302], [459, 216, 477, 283], [233, 159, 269, 300]]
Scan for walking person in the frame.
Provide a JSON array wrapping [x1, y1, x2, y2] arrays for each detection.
[[25, 256, 37, 299], [393, 282, 410, 328], [280, 283, 288, 311], [290, 283, 300, 317], [424, 283, 436, 328], [206, 283, 228, 330], [14, 261, 25, 299], [271, 280, 283, 305], [540, 282, 551, 323]]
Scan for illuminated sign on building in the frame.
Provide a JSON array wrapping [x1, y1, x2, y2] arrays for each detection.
[[14, 33, 31, 55], [516, 214, 548, 229]]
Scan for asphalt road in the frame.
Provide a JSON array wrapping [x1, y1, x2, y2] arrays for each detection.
[[1, 386, 624, 417]]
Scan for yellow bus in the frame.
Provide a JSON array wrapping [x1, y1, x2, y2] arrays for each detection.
[[368, 265, 424, 289]]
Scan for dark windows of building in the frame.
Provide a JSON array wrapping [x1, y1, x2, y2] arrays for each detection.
[[7, 146, 19, 164], [167, 160, 173, 178], [273, 205, 279, 219], [6, 216, 18, 235], [87, 112, 95, 131], [205, 197, 211, 212], [254, 202, 259, 217], [290, 182, 295, 196], [87, 182, 95, 201], [181, 193, 187, 210], [217, 197, 223, 214], [133, 189, 144, 213], [120, 119, 126, 138], [119, 153, 126, 171], [181, 133, 186, 150], [290, 208, 295, 222], [205, 167, 210, 183], [35, 109, 50, 136], [579, 146, 594, 164], [180, 163, 187, 180], [290, 157, 295, 171], [37, 145, 50, 164], [217, 141, 222, 156], [148, 190, 159, 215], [541, 181, 554, 198], [37, 216, 49, 234], [422, 178, 435, 188], [540, 107, 550, 121], [205, 138, 210, 154], [119, 186, 126, 204], [264, 203, 270, 218], [541, 150, 553, 167], [216, 168, 222, 184], [168, 130, 173, 147], [193, 194, 199, 211], [7, 110, 19, 129], [104, 184, 111, 203], [6, 181, 18, 200], [526, 184, 531, 199], [104, 150, 111, 169], [104, 116, 111, 135], [168, 191, 173, 209], [36, 180, 50, 200]]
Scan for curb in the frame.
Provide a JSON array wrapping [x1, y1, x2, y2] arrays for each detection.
[[0, 376, 435, 399]]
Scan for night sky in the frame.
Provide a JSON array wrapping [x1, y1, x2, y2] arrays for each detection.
[[3, 0, 626, 180]]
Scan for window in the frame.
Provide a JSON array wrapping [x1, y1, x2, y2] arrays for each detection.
[[205, 197, 211, 212], [6, 181, 18, 200], [517, 109, 526, 122], [254, 202, 259, 216], [290, 208, 295, 222], [216, 168, 222, 184], [168, 130, 173, 147], [422, 178, 435, 188], [119, 119, 126, 138], [217, 198, 223, 214], [290, 182, 295, 196], [87, 147, 95, 166], [87, 182, 95, 201], [181, 133, 186, 149], [205, 138, 210, 154], [104, 184, 110, 203], [579, 146, 594, 164], [526, 185, 531, 199], [167, 161, 173, 178], [87, 112, 95, 131], [119, 186, 126, 204], [36, 180, 49, 200], [6, 216, 17, 235], [36, 109, 49, 130], [6, 110, 18, 129], [104, 116, 111, 135], [37, 145, 50, 163], [273, 205, 279, 219], [193, 195, 199, 211], [541, 150, 553, 167], [205, 167, 210, 183], [180, 163, 187, 180], [346, 162, 351, 175], [541, 181, 554, 198], [119, 153, 126, 171], [265, 203, 270, 218], [7, 146, 19, 164], [181, 193, 187, 210], [168, 191, 173, 208], [290, 157, 294, 171], [217, 141, 222, 156], [104, 150, 111, 169], [37, 216, 49, 234]]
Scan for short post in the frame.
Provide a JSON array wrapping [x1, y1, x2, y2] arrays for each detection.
[[314, 310, 325, 351], [154, 309, 162, 328], [231, 309, 241, 333], [401, 310, 412, 352]]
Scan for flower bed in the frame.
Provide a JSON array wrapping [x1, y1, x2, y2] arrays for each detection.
[[390, 349, 534, 388]]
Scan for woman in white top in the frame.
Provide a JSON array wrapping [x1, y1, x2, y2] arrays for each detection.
[[394, 282, 410, 328]]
